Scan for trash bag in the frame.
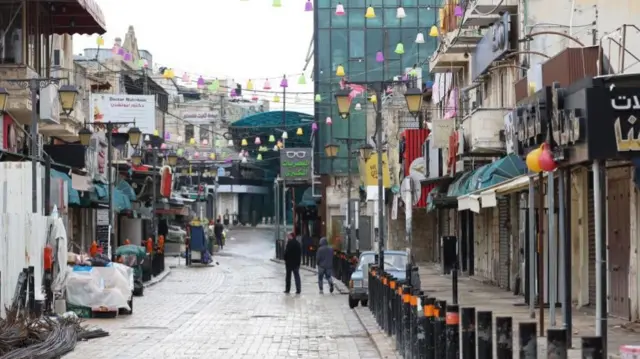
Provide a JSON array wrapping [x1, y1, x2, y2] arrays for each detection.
[[89, 253, 111, 267]]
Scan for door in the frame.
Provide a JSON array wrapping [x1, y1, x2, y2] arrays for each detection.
[[358, 215, 372, 251], [607, 167, 631, 319], [498, 197, 511, 289]]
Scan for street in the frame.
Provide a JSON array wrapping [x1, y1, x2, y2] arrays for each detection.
[[64, 228, 381, 359]]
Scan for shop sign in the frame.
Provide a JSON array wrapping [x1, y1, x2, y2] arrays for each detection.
[[280, 147, 311, 181], [549, 83, 585, 148], [611, 91, 640, 152], [515, 96, 546, 148]]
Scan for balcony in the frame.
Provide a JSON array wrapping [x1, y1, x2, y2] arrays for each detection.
[[461, 108, 506, 154], [0, 65, 39, 126], [429, 29, 481, 73], [39, 99, 85, 141], [461, 0, 518, 28]]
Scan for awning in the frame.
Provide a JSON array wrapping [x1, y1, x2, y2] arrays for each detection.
[[50, 169, 80, 205], [478, 174, 540, 209], [457, 194, 481, 213], [77, 182, 133, 212], [50, 0, 107, 35]]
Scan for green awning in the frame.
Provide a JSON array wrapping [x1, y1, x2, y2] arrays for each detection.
[[77, 182, 133, 212], [297, 187, 317, 208], [446, 171, 474, 197], [427, 182, 457, 212], [50, 169, 80, 205], [451, 154, 528, 199]]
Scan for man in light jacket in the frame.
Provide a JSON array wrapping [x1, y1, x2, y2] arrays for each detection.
[[315, 237, 334, 294]]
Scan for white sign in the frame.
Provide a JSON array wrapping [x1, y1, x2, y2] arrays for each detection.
[[431, 119, 454, 148], [182, 112, 216, 121], [89, 94, 155, 134], [39, 84, 61, 124]]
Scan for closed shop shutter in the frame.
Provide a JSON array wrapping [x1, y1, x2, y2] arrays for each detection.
[[498, 197, 511, 289], [588, 174, 596, 306]]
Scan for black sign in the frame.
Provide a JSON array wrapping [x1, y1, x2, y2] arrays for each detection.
[[515, 92, 547, 149]]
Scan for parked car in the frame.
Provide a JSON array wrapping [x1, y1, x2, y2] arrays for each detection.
[[348, 250, 408, 309]]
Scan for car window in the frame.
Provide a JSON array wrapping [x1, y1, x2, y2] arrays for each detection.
[[357, 253, 408, 271], [357, 254, 376, 270]]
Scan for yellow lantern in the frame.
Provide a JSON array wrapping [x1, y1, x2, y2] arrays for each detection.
[[153, 129, 159, 136], [429, 25, 439, 37], [241, 138, 248, 146], [369, 94, 378, 104], [525, 146, 543, 173], [273, 95, 281, 103], [247, 79, 254, 91], [296, 127, 303, 136], [365, 6, 376, 18], [189, 138, 196, 145], [269, 134, 276, 142], [96, 36, 105, 46], [209, 153, 216, 160], [336, 65, 345, 77]]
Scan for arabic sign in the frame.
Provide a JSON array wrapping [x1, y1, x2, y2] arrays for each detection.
[[89, 94, 156, 135], [358, 152, 391, 188], [280, 147, 311, 181], [182, 112, 217, 121]]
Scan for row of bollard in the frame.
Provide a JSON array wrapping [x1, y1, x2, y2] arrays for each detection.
[[302, 246, 317, 268], [368, 265, 606, 359], [333, 251, 359, 286]]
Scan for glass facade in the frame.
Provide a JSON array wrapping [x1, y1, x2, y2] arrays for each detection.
[[314, 0, 439, 174]]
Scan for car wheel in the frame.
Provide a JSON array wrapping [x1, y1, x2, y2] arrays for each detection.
[[360, 299, 368, 307], [348, 296, 359, 309]]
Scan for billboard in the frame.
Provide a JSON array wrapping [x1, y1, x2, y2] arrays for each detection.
[[280, 147, 312, 181], [89, 94, 155, 135]]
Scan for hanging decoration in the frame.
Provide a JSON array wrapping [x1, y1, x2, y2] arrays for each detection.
[[257, 154, 263, 161], [189, 138, 196, 145], [525, 146, 543, 173], [336, 65, 345, 77], [138, 59, 148, 68], [197, 76, 205, 89], [96, 36, 105, 46], [311, 122, 318, 132], [247, 79, 254, 90], [209, 153, 216, 160], [282, 131, 288, 139], [263, 79, 272, 90], [255, 136, 261, 145], [296, 127, 303, 136], [228, 139, 234, 146], [182, 72, 190, 82], [335, 2, 345, 15], [252, 94, 259, 101], [209, 79, 220, 91], [376, 51, 384, 63], [369, 94, 378, 104], [280, 75, 288, 88], [273, 145, 279, 151], [305, 0, 313, 11], [538, 143, 558, 171], [454, 5, 464, 17], [365, 6, 375, 18], [202, 139, 208, 146], [269, 134, 276, 142], [273, 0, 281, 7], [355, 103, 362, 111], [163, 69, 174, 79], [429, 25, 439, 37], [124, 52, 133, 62], [396, 6, 406, 19], [153, 129, 160, 136], [298, 74, 306, 85], [241, 138, 248, 146], [315, 94, 322, 102], [394, 43, 405, 54], [415, 33, 425, 44], [273, 95, 281, 102], [165, 131, 171, 140], [325, 117, 333, 125]]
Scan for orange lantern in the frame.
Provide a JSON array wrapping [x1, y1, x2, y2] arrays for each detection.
[[43, 244, 53, 271], [538, 143, 558, 172], [158, 235, 165, 253], [160, 166, 173, 198], [145, 237, 153, 253], [124, 239, 131, 245], [90, 241, 98, 257]]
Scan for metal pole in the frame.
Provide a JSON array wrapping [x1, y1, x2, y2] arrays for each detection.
[[375, 85, 385, 272], [538, 173, 545, 335], [346, 138, 352, 253], [282, 86, 287, 238], [152, 149, 158, 240], [44, 154, 51, 216], [30, 78, 38, 213], [564, 168, 573, 344], [549, 170, 557, 326], [528, 177, 536, 318], [593, 160, 607, 351], [107, 124, 114, 259], [558, 170, 568, 334], [282, 181, 287, 238]]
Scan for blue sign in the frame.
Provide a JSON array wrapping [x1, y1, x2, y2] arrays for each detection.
[[217, 167, 225, 177], [471, 12, 511, 81]]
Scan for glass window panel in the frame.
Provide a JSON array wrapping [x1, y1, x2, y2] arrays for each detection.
[[387, 59, 402, 79], [419, 0, 435, 5], [365, 10, 383, 28], [348, 8, 365, 28], [337, 0, 364, 7], [401, 28, 420, 69], [349, 30, 365, 58], [403, 0, 417, 6], [318, 30, 331, 76], [349, 59, 366, 82], [317, 0, 331, 8], [331, 31, 348, 71], [399, 9, 418, 27], [318, 9, 331, 28], [366, 29, 383, 82], [369, 0, 383, 6], [383, 9, 400, 27], [332, 12, 348, 27], [387, 29, 401, 60], [418, 8, 436, 27]]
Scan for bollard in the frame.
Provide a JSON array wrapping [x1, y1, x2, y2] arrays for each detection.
[[580, 336, 603, 359], [411, 291, 423, 359], [433, 300, 447, 359], [518, 322, 537, 359], [395, 282, 403, 350], [381, 274, 388, 332], [477, 311, 493, 359], [461, 307, 476, 359], [547, 328, 568, 359], [495, 316, 513, 359], [445, 304, 460, 359], [424, 297, 436, 359], [417, 294, 429, 359], [402, 285, 413, 358], [388, 278, 396, 337]]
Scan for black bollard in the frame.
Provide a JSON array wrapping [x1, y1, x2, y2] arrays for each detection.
[[381, 274, 388, 332], [547, 328, 568, 359], [477, 311, 493, 359], [495, 316, 513, 359], [433, 300, 447, 359], [402, 285, 413, 358], [461, 307, 476, 359], [424, 297, 436, 359], [417, 294, 429, 359], [518, 322, 537, 359], [581, 336, 604, 359], [395, 282, 403, 350], [445, 304, 460, 359], [387, 277, 396, 337], [411, 291, 423, 359]]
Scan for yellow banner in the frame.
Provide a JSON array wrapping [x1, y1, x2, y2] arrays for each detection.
[[359, 152, 391, 188]]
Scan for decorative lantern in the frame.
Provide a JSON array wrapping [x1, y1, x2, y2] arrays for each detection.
[[396, 6, 406, 18], [182, 72, 190, 82], [209, 79, 220, 91], [315, 94, 322, 102], [394, 42, 405, 55], [454, 5, 464, 17], [255, 136, 261, 145], [247, 79, 254, 91], [124, 52, 132, 61], [269, 134, 276, 142], [296, 127, 303, 136], [273, 0, 281, 7], [228, 139, 234, 146], [325, 116, 333, 125], [538, 143, 558, 171], [189, 138, 196, 145], [355, 103, 362, 111], [311, 122, 318, 132], [298, 74, 306, 85], [282, 131, 288, 139], [241, 138, 248, 146], [336, 65, 345, 77], [305, 0, 313, 11], [375, 51, 384, 63], [273, 95, 281, 102], [526, 146, 543, 173], [197, 76, 205, 89], [280, 75, 288, 88], [257, 153, 263, 161], [263, 79, 271, 90], [415, 33, 425, 44], [429, 25, 439, 37], [365, 6, 375, 18], [96, 36, 105, 46], [369, 94, 378, 104], [335, 3, 345, 15]]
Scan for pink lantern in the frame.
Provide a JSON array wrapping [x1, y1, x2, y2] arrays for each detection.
[[263, 80, 271, 90], [335, 2, 345, 15], [182, 73, 190, 82], [160, 143, 167, 150], [280, 76, 288, 88], [197, 76, 205, 88], [325, 117, 333, 125], [255, 137, 261, 145], [252, 95, 259, 101], [111, 45, 119, 55], [376, 51, 384, 63], [194, 152, 200, 158], [312, 122, 318, 131], [202, 139, 209, 146]]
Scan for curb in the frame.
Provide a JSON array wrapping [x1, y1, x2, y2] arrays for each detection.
[[143, 267, 172, 288], [269, 258, 350, 294], [353, 308, 390, 359]]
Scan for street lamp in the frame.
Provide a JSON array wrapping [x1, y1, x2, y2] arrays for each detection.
[[334, 88, 352, 119], [0, 87, 9, 113], [360, 144, 374, 161], [58, 85, 79, 116], [131, 150, 143, 166], [78, 127, 93, 146], [324, 143, 339, 158], [167, 151, 179, 167], [404, 87, 423, 118]]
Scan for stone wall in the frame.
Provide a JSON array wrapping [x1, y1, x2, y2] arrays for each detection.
[[387, 207, 437, 262]]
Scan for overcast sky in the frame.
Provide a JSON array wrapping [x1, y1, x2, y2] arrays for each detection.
[[73, 0, 315, 113]]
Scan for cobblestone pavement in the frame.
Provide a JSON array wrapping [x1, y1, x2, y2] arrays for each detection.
[[64, 229, 380, 359]]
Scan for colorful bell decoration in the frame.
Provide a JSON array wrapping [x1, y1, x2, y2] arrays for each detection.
[[273, 0, 281, 7], [255, 136, 261, 145], [177, 148, 184, 156], [326, 116, 333, 125], [280, 75, 288, 88], [117, 47, 125, 56], [365, 6, 375, 18], [194, 152, 199, 158], [252, 94, 259, 101], [189, 138, 196, 145], [335, 3, 345, 15], [111, 45, 119, 55], [257, 154, 263, 161], [282, 131, 288, 139], [163, 69, 172, 79], [96, 36, 105, 46], [210, 153, 216, 160], [209, 79, 220, 91], [165, 131, 170, 140], [181, 72, 190, 82], [263, 79, 271, 90], [228, 139, 234, 146], [241, 138, 248, 146], [429, 25, 439, 37], [396, 6, 406, 19], [298, 74, 306, 85], [375, 51, 384, 63], [409, 67, 418, 76], [355, 103, 362, 111], [315, 94, 322, 102], [312, 122, 318, 132], [160, 143, 167, 150], [296, 127, 303, 136], [394, 42, 405, 54], [525, 146, 543, 173], [336, 65, 345, 77], [269, 135, 276, 142], [369, 94, 378, 104], [305, 0, 313, 12], [247, 79, 254, 91], [277, 140, 284, 148], [415, 33, 425, 44], [538, 143, 558, 171], [454, 5, 464, 17], [230, 88, 237, 97], [273, 145, 279, 151], [273, 95, 281, 102], [124, 52, 132, 61], [197, 76, 205, 88], [153, 129, 159, 136], [202, 139, 208, 146]]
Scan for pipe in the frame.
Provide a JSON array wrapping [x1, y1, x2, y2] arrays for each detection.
[[549, 170, 557, 326], [593, 160, 607, 352], [528, 177, 536, 318]]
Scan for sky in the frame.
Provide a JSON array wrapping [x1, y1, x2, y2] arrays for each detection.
[[73, 0, 315, 113]]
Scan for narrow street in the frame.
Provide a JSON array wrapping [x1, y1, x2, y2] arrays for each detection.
[[64, 228, 380, 359]]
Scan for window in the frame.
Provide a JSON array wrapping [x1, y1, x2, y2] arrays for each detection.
[[348, 8, 365, 28], [349, 30, 365, 59], [200, 124, 210, 141], [185, 124, 194, 141], [332, 12, 347, 28], [317, 30, 331, 78], [331, 31, 347, 70], [317, 9, 331, 28]]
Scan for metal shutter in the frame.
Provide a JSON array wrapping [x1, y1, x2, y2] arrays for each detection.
[[498, 197, 511, 289], [588, 174, 596, 306]]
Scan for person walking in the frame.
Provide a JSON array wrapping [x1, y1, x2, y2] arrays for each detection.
[[316, 237, 334, 294], [214, 219, 224, 250], [283, 232, 302, 294]]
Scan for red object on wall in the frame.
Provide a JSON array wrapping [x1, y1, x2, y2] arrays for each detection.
[[160, 166, 173, 198], [2, 113, 22, 152], [402, 129, 430, 208]]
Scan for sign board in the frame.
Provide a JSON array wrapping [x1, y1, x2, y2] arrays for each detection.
[[504, 111, 517, 155], [431, 119, 454, 148], [358, 152, 391, 188], [280, 147, 312, 181], [217, 167, 225, 177], [182, 112, 217, 121], [471, 12, 511, 81], [89, 93, 156, 135], [39, 84, 61, 124]]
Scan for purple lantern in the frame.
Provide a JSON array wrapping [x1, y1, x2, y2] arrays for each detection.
[[454, 5, 463, 17], [197, 75, 205, 88], [230, 88, 237, 97], [164, 131, 170, 140], [117, 47, 125, 56], [280, 76, 288, 88], [124, 52, 132, 61], [305, 0, 313, 11], [311, 122, 318, 132], [376, 51, 384, 63]]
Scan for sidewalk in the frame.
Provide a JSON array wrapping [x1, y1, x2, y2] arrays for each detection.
[[416, 262, 636, 358]]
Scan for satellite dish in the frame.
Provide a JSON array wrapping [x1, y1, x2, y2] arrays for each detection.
[[408, 157, 427, 206]]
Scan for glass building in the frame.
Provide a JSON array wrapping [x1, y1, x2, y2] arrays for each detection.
[[314, 0, 439, 174]]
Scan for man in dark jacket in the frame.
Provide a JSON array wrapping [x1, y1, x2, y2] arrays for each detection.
[[283, 232, 302, 294], [315, 237, 334, 294], [214, 220, 224, 250]]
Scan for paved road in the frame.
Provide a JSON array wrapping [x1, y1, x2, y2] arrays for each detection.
[[65, 228, 380, 359]]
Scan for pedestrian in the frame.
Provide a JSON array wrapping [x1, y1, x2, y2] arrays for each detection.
[[315, 237, 334, 294], [214, 219, 224, 250], [283, 232, 302, 294]]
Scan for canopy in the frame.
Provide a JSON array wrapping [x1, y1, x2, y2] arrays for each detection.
[[50, 169, 80, 205]]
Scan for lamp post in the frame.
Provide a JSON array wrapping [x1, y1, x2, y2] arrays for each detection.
[[0, 81, 79, 213], [334, 78, 423, 272], [80, 123, 142, 258]]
